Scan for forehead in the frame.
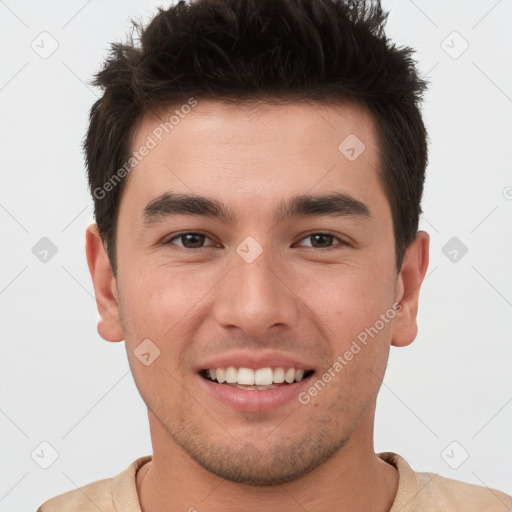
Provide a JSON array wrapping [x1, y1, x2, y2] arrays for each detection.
[[121, 99, 385, 222], [134, 98, 377, 160]]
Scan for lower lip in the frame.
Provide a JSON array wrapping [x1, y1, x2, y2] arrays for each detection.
[[198, 374, 313, 413]]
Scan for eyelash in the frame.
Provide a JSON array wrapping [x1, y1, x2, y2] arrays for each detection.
[[162, 231, 348, 251]]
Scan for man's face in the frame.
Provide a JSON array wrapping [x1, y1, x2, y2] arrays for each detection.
[[104, 100, 407, 484]]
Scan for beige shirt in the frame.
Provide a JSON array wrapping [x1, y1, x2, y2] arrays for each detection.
[[37, 452, 512, 511]]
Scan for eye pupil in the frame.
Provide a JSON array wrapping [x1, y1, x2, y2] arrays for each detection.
[[182, 233, 204, 248], [310, 234, 333, 248]]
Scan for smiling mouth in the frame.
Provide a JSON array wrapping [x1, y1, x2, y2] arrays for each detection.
[[199, 367, 315, 390]]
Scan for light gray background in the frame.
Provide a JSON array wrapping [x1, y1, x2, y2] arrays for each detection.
[[1, 0, 511, 510]]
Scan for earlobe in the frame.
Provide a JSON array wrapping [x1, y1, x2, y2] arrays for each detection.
[[391, 231, 430, 348], [85, 224, 124, 342]]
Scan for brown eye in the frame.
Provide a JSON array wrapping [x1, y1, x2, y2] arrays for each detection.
[[165, 232, 214, 249], [295, 233, 345, 249]]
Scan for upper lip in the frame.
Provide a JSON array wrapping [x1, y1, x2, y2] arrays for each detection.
[[197, 350, 315, 372]]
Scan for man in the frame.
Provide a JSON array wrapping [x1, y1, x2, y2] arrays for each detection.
[[38, 0, 511, 510]]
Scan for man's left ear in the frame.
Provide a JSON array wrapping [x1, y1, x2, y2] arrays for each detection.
[[391, 230, 430, 347]]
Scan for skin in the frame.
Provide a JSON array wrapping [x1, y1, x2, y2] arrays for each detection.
[[86, 99, 429, 512]]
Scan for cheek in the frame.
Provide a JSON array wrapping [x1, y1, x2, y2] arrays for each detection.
[[313, 268, 395, 389], [118, 271, 195, 399], [314, 264, 393, 328], [119, 264, 209, 335], [117, 263, 223, 387], [315, 324, 392, 420]]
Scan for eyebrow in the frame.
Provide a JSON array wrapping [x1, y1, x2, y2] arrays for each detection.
[[142, 191, 371, 226]]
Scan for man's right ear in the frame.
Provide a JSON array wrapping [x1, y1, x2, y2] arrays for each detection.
[[85, 224, 124, 342]]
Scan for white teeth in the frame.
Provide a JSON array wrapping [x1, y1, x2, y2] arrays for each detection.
[[205, 366, 310, 386], [254, 367, 273, 386], [237, 367, 255, 385], [216, 368, 226, 383], [284, 368, 295, 384], [225, 366, 237, 383], [273, 367, 285, 383]]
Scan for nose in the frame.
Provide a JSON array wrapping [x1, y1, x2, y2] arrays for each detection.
[[212, 243, 300, 339]]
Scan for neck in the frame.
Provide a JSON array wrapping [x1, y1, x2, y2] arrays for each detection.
[[137, 405, 399, 512]]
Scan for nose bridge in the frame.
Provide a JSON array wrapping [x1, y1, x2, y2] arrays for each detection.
[[212, 238, 298, 335]]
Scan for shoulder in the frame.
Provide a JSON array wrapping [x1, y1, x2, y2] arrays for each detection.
[[36, 476, 114, 512], [36, 455, 151, 512], [414, 470, 512, 511], [379, 452, 512, 512]]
